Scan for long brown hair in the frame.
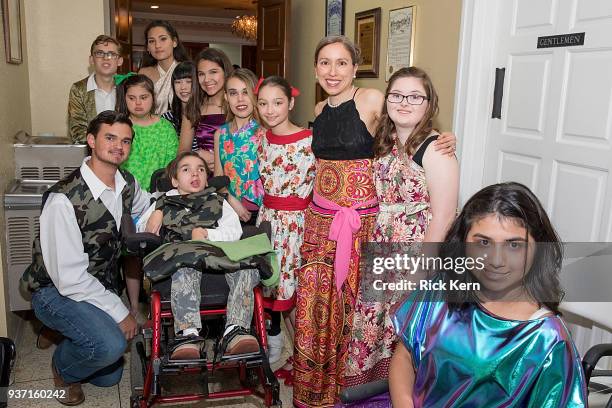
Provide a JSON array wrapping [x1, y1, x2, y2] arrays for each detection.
[[373, 67, 439, 158], [185, 48, 234, 126]]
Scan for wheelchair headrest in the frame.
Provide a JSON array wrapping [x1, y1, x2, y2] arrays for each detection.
[[149, 167, 230, 193]]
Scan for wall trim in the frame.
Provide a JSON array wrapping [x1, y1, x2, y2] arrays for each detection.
[[453, 0, 501, 205]]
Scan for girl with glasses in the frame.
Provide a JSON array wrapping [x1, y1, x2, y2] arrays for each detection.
[[292, 37, 457, 407], [344, 66, 459, 389]]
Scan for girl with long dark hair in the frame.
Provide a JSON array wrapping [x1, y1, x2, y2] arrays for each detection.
[[388, 182, 587, 407], [139, 20, 188, 115]]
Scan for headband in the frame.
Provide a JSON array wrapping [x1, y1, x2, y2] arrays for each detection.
[[114, 72, 136, 85]]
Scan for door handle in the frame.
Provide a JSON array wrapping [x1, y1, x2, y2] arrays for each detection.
[[491, 67, 505, 119]]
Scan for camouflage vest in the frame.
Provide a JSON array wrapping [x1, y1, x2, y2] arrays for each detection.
[[22, 168, 135, 293], [156, 186, 224, 243]]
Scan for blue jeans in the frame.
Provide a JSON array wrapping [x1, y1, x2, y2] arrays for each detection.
[[31, 286, 127, 386]]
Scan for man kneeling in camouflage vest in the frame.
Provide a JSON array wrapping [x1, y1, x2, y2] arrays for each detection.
[[143, 151, 260, 360], [21, 111, 152, 406]]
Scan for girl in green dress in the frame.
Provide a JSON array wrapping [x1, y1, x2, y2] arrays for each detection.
[[116, 74, 179, 192], [116, 74, 179, 318]]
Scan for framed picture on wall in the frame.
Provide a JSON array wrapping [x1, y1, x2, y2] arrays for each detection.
[[2, 0, 22, 64], [386, 6, 416, 81], [325, 0, 344, 36], [354, 7, 381, 78]]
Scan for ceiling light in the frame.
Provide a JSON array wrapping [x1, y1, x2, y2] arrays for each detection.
[[150, 5, 159, 9], [231, 15, 257, 41]]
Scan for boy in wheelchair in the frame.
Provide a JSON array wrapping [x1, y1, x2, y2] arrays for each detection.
[[141, 151, 261, 361]]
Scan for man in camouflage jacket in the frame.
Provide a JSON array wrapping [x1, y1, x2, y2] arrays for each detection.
[[21, 111, 151, 406]]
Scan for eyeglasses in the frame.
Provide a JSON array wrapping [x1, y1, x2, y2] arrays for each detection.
[[387, 93, 429, 105], [92, 51, 120, 60]]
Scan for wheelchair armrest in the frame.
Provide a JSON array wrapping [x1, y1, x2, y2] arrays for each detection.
[[121, 214, 163, 256], [339, 379, 389, 404], [208, 175, 230, 190], [583, 343, 612, 383]]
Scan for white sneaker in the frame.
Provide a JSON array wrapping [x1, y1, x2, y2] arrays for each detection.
[[267, 332, 284, 364]]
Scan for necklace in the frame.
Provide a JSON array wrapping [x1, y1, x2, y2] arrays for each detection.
[[327, 86, 354, 108]]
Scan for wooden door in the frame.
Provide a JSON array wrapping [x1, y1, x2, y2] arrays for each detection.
[[242, 45, 258, 73], [256, 0, 290, 77], [111, 0, 132, 74]]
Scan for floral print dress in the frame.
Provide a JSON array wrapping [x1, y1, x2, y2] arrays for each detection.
[[218, 119, 264, 206], [344, 140, 433, 386], [256, 129, 316, 308]]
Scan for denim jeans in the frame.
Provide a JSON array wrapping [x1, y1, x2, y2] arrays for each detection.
[[31, 286, 127, 386]]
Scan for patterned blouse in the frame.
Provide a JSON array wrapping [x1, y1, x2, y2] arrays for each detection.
[[218, 119, 264, 206]]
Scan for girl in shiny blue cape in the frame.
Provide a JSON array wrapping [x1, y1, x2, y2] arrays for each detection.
[[388, 182, 587, 407]]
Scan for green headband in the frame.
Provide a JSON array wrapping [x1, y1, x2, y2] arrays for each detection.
[[114, 72, 136, 85]]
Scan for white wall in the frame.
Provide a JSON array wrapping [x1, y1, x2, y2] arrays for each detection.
[[0, 0, 31, 338], [208, 43, 242, 66], [24, 0, 106, 137]]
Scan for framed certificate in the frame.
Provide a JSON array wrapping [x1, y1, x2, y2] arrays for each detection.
[[355, 7, 381, 78], [325, 0, 344, 36], [386, 6, 416, 81]]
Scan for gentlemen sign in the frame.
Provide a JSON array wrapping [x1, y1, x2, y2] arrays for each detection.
[[537, 32, 585, 48]]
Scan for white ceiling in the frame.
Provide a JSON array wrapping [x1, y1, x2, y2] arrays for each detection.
[[132, 0, 256, 19]]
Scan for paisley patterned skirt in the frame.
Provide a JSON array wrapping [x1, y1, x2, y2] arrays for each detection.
[[293, 159, 378, 408]]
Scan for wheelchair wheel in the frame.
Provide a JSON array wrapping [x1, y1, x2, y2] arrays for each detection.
[[130, 334, 146, 402]]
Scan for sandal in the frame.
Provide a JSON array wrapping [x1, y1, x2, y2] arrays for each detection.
[[169, 335, 204, 360], [215, 326, 261, 363]]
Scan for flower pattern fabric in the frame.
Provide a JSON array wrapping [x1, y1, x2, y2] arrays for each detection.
[[218, 119, 264, 206], [256, 129, 316, 307], [345, 143, 432, 386]]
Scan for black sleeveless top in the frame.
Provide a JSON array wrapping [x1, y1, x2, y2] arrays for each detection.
[[312, 88, 374, 160]]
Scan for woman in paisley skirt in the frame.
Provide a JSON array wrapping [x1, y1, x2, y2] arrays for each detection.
[[344, 67, 459, 388]]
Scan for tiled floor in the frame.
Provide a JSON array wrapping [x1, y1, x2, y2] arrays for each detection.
[[9, 319, 293, 408]]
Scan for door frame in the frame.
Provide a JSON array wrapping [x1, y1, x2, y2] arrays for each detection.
[[453, 0, 503, 205]]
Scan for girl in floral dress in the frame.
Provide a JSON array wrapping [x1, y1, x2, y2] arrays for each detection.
[[212, 68, 264, 224], [255, 76, 316, 383], [344, 67, 459, 387]]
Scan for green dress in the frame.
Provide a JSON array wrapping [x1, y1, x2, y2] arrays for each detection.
[[122, 117, 178, 191]]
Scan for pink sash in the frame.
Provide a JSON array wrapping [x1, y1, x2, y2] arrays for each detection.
[[312, 192, 378, 293]]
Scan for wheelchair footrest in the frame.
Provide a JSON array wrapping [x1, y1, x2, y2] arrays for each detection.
[[164, 355, 208, 368], [219, 351, 262, 363]]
